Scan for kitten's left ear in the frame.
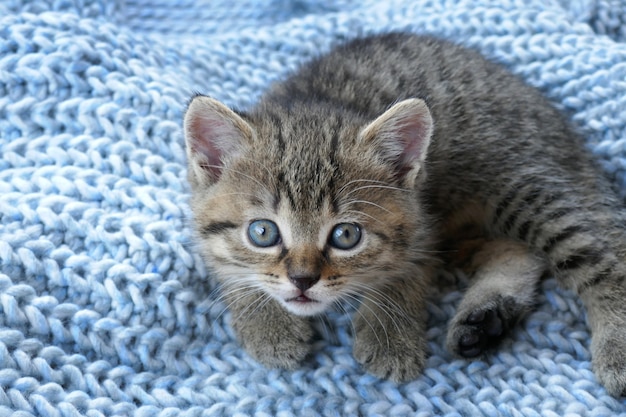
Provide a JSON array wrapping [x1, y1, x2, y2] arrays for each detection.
[[359, 98, 433, 187], [184, 95, 254, 189]]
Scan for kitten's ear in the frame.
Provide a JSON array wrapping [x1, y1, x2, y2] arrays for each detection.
[[184, 95, 254, 188], [359, 98, 433, 187]]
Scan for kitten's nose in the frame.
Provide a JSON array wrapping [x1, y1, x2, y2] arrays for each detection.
[[288, 274, 320, 292]]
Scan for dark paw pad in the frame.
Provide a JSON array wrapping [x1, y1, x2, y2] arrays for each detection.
[[457, 308, 504, 358]]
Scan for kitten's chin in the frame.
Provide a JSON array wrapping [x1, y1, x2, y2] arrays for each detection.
[[278, 296, 330, 317]]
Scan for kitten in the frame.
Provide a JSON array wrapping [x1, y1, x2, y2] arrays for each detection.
[[183, 33, 626, 396]]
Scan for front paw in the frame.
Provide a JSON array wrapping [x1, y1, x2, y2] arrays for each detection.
[[592, 329, 626, 397], [353, 320, 427, 382], [233, 303, 313, 369]]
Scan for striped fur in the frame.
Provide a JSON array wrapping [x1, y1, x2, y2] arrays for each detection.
[[185, 33, 626, 396]]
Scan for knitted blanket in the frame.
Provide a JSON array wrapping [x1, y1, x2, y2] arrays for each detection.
[[1, 0, 626, 415]]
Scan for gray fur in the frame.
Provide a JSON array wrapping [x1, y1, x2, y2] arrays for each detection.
[[184, 33, 626, 396]]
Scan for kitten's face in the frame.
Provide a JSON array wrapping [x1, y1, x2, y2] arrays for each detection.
[[185, 96, 432, 317], [193, 166, 416, 316]]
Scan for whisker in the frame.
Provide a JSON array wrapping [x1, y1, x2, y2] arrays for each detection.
[[214, 191, 262, 199], [317, 313, 334, 343], [334, 299, 359, 341], [210, 274, 266, 313], [345, 288, 402, 336], [341, 292, 390, 349], [342, 184, 410, 200], [210, 268, 288, 324], [337, 178, 407, 196], [236, 291, 273, 323], [341, 208, 385, 225], [341, 199, 393, 214], [335, 179, 391, 197], [345, 282, 410, 334], [236, 155, 276, 185], [203, 163, 268, 190], [212, 285, 263, 322]]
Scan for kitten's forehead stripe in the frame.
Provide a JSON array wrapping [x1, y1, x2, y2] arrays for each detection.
[[271, 192, 280, 212], [272, 111, 286, 154], [279, 163, 335, 213], [277, 171, 298, 211]]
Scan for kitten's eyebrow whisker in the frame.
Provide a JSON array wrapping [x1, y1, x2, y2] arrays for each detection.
[[337, 178, 385, 190], [334, 179, 411, 201], [342, 199, 393, 214], [342, 184, 411, 201], [236, 155, 276, 184], [203, 163, 269, 190], [215, 191, 263, 200], [342, 209, 385, 225]]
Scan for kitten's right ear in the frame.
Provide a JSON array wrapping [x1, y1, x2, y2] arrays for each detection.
[[359, 98, 433, 188], [184, 95, 253, 188]]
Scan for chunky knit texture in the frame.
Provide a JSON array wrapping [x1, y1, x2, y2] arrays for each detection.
[[1, 0, 626, 416]]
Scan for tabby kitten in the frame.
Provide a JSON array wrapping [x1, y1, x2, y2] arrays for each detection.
[[184, 33, 626, 396]]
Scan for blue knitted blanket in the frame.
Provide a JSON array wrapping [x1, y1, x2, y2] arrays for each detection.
[[2, 0, 626, 416]]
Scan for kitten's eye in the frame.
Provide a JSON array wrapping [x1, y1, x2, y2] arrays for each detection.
[[329, 223, 362, 250], [248, 219, 281, 247]]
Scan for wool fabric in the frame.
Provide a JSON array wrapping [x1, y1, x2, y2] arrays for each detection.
[[1, 0, 626, 416]]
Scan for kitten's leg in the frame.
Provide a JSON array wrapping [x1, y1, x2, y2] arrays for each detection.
[[352, 266, 431, 382], [585, 274, 626, 397], [223, 288, 313, 369], [545, 233, 626, 397], [492, 183, 626, 396], [446, 239, 546, 357]]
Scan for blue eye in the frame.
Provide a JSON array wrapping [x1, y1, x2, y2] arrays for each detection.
[[329, 223, 362, 250], [248, 219, 281, 247]]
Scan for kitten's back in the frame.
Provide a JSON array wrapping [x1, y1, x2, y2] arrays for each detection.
[[262, 33, 615, 223]]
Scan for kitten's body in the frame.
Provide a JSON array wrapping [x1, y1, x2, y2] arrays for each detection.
[[184, 33, 626, 396]]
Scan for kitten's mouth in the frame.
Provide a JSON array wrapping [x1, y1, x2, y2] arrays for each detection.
[[287, 293, 318, 303], [281, 292, 327, 316]]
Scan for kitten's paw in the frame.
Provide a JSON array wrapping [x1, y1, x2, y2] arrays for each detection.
[[353, 324, 427, 382], [233, 306, 313, 369], [241, 321, 313, 369], [446, 303, 508, 358], [592, 330, 626, 397]]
